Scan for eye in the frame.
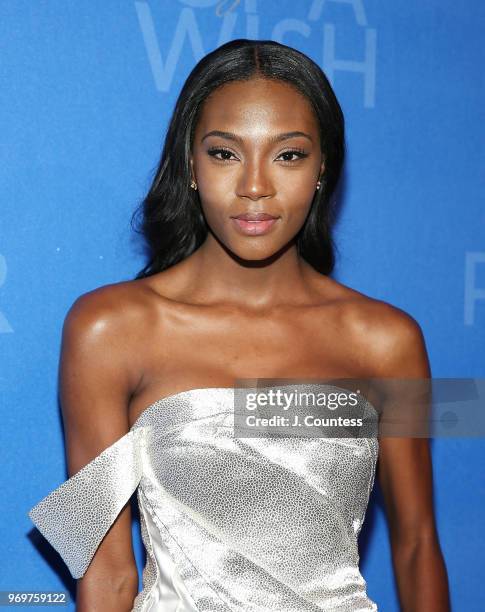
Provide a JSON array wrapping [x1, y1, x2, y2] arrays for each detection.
[[207, 147, 238, 163], [276, 148, 309, 164], [206, 146, 309, 165]]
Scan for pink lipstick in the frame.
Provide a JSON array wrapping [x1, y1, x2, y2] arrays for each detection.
[[230, 212, 279, 236]]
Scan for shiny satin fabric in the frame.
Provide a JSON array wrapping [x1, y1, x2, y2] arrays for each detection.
[[28, 386, 379, 611]]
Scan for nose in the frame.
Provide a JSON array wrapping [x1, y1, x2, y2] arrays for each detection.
[[236, 159, 275, 201]]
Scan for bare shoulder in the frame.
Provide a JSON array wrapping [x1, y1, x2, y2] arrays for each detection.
[[64, 278, 157, 337], [316, 275, 429, 377], [61, 278, 162, 381]]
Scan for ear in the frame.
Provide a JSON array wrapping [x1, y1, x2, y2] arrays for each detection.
[[320, 157, 325, 177], [189, 156, 195, 181]]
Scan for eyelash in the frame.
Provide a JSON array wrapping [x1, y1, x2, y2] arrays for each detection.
[[207, 146, 309, 164]]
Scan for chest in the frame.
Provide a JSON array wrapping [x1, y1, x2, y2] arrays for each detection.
[[157, 307, 363, 379]]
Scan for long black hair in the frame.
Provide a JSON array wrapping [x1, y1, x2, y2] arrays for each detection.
[[131, 38, 345, 278]]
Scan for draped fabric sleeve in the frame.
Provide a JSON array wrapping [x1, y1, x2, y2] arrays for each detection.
[[28, 426, 145, 579]]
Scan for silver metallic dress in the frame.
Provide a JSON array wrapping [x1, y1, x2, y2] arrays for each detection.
[[28, 387, 379, 611]]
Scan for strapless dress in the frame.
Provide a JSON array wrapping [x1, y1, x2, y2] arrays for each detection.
[[28, 386, 379, 611]]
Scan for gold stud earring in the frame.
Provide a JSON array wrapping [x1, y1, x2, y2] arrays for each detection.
[[190, 179, 198, 191]]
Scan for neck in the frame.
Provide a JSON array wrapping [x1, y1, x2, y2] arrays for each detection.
[[187, 232, 315, 308]]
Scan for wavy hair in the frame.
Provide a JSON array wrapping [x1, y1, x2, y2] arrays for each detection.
[[131, 38, 345, 278]]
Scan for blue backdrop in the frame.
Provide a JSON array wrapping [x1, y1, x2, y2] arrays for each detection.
[[1, 1, 484, 610]]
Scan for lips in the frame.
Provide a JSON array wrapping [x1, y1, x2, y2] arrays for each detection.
[[230, 211, 280, 236], [232, 212, 278, 221]]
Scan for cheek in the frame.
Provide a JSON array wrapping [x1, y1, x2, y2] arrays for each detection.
[[196, 159, 232, 202], [197, 195, 233, 244], [282, 184, 317, 226]]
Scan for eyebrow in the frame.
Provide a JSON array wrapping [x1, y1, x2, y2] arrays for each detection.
[[200, 130, 313, 144]]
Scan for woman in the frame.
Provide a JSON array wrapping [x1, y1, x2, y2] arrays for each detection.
[[28, 39, 450, 610]]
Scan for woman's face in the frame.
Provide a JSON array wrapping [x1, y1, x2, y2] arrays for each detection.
[[190, 77, 325, 262]]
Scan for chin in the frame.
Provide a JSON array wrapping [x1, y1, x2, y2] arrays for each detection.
[[225, 236, 293, 264], [206, 220, 297, 263]]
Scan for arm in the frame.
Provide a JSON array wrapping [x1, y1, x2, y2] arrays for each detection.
[[59, 288, 142, 611], [371, 307, 451, 611]]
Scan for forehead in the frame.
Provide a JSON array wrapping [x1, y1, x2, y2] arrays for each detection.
[[195, 78, 319, 137]]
